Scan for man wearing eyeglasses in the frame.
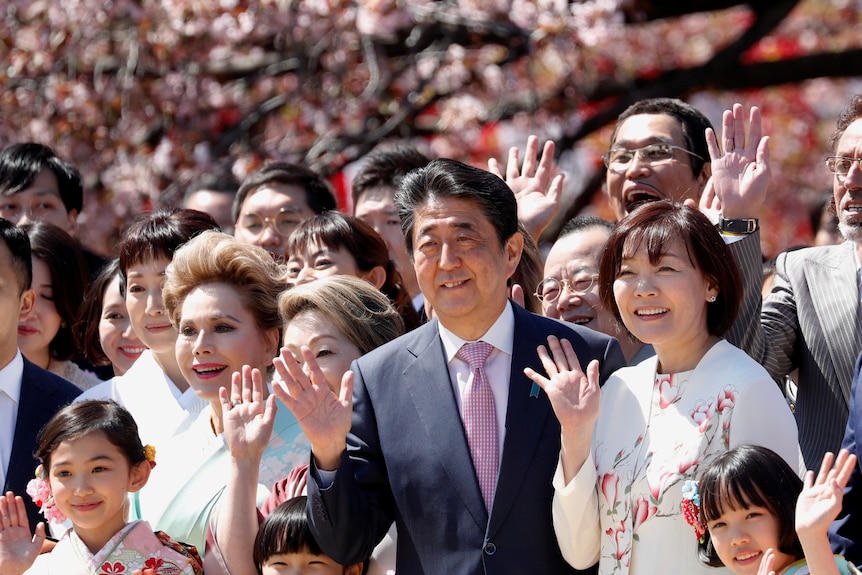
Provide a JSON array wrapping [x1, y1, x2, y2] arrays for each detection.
[[233, 162, 336, 260], [712, 95, 862, 482]]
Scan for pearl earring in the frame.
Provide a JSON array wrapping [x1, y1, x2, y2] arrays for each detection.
[[708, 295, 717, 303]]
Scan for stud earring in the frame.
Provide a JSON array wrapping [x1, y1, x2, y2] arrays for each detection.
[[708, 295, 717, 303]]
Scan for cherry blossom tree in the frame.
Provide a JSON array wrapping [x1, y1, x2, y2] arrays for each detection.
[[1, 0, 860, 255]]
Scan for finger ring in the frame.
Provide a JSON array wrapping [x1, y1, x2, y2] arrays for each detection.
[[231, 399, 242, 407]]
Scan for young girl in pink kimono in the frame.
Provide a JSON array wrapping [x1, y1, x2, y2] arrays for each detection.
[[0, 400, 202, 575]]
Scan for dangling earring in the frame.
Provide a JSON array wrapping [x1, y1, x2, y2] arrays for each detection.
[[708, 295, 717, 303]]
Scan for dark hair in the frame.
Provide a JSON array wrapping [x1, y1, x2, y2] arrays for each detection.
[[511, 223, 543, 314], [24, 221, 88, 361], [182, 171, 239, 204], [396, 158, 519, 254], [75, 259, 121, 366], [233, 162, 336, 223], [611, 98, 713, 179], [35, 399, 148, 472], [0, 143, 83, 214], [0, 218, 32, 294], [558, 215, 614, 240], [598, 201, 742, 337], [253, 496, 324, 571], [117, 208, 219, 290], [697, 445, 803, 567], [351, 145, 430, 206], [829, 94, 862, 152], [286, 211, 421, 331]]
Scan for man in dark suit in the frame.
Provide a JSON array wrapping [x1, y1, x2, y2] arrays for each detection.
[[0, 218, 81, 532], [278, 159, 624, 574], [830, 351, 862, 564]]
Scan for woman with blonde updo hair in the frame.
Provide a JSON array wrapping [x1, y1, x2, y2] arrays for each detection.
[[133, 230, 309, 558], [212, 275, 405, 575]]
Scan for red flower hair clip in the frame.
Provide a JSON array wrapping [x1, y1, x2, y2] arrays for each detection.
[[681, 480, 707, 543]]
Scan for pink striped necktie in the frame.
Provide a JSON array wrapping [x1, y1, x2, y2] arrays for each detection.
[[458, 341, 499, 511]]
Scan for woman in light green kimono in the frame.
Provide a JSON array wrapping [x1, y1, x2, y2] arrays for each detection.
[[131, 230, 309, 557]]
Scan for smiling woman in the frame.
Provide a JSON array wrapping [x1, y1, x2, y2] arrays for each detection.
[[533, 201, 802, 575], [130, 230, 312, 557]]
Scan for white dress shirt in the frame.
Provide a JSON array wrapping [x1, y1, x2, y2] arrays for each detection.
[[0, 351, 24, 489]]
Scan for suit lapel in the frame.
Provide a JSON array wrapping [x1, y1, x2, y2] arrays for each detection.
[[804, 243, 861, 400], [488, 306, 551, 535], [403, 321, 489, 528], [6, 361, 57, 492]]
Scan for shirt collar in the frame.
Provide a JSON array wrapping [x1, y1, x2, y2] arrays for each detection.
[[438, 301, 515, 363], [0, 350, 25, 404]]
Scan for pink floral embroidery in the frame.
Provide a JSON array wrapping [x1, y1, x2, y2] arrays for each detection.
[[99, 562, 126, 574], [600, 472, 621, 509], [717, 388, 736, 412], [632, 496, 658, 530], [690, 399, 716, 433], [647, 467, 677, 501], [606, 520, 632, 566], [656, 374, 681, 409], [677, 445, 700, 475]]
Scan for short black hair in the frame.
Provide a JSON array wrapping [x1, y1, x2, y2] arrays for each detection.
[[697, 445, 803, 567], [24, 221, 88, 361], [0, 143, 83, 214], [557, 215, 614, 240], [182, 171, 239, 204], [611, 98, 713, 179], [253, 496, 324, 572], [351, 145, 430, 206], [395, 158, 518, 255], [0, 217, 32, 294], [117, 208, 219, 289], [233, 162, 336, 223], [598, 200, 741, 337]]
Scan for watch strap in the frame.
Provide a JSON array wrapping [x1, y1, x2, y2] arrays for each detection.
[[718, 216, 758, 235]]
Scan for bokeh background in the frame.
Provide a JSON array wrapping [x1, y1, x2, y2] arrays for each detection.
[[1, 0, 860, 256]]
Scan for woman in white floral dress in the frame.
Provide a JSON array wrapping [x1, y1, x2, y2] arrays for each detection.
[[527, 201, 800, 575]]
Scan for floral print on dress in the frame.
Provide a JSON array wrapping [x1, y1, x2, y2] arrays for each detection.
[[594, 372, 739, 574]]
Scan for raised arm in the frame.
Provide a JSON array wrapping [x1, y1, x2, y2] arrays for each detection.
[[0, 492, 44, 575], [488, 135, 564, 241], [272, 346, 353, 472], [796, 450, 857, 575], [704, 103, 771, 220], [209, 366, 276, 575]]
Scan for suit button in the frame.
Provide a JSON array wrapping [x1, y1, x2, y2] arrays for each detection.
[[483, 542, 496, 555]]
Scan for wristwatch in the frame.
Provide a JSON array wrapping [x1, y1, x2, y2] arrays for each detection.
[[717, 216, 758, 235]]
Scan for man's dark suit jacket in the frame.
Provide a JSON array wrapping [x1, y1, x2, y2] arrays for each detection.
[[829, 351, 862, 565], [309, 304, 625, 575], [2, 357, 81, 531]]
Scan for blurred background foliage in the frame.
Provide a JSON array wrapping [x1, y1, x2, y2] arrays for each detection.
[[1, 0, 860, 256]]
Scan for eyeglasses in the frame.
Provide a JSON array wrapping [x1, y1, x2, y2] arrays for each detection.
[[825, 156, 862, 175], [602, 143, 704, 171], [237, 209, 302, 237], [534, 273, 599, 303]]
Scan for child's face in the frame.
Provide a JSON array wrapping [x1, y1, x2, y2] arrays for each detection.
[[261, 551, 360, 575], [47, 431, 149, 553], [706, 501, 795, 575]]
